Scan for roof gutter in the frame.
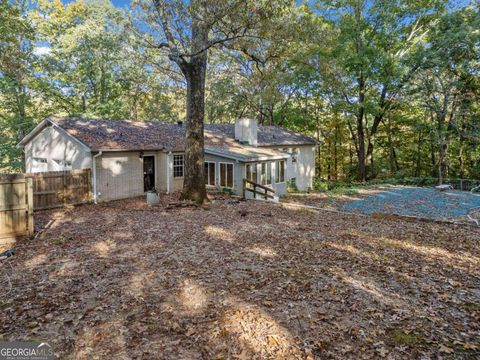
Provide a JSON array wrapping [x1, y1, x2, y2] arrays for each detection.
[[92, 151, 102, 204]]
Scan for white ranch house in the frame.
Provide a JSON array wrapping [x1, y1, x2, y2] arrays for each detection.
[[18, 117, 317, 202]]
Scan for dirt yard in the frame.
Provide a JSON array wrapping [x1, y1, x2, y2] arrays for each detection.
[[1, 196, 479, 359]]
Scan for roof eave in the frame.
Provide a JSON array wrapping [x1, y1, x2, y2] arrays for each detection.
[[241, 154, 290, 163], [92, 147, 166, 153], [17, 117, 92, 152], [260, 142, 317, 147], [205, 147, 290, 163], [16, 119, 50, 148]]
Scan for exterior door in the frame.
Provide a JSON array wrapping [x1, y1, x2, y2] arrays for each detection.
[[143, 156, 155, 191]]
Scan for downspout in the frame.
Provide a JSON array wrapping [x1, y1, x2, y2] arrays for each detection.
[[166, 151, 171, 194], [92, 151, 102, 204]]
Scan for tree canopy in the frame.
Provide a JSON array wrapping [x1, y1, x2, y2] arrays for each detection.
[[1, 0, 479, 185]]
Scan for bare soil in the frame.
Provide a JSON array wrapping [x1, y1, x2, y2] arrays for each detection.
[[1, 195, 479, 359]]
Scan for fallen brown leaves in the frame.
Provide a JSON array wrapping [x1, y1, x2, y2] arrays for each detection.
[[0, 195, 479, 359]]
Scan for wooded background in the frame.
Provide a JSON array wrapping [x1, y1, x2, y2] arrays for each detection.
[[1, 0, 479, 184]]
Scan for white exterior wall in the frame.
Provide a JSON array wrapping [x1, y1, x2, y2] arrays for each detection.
[[95, 150, 164, 202], [24, 126, 91, 173], [95, 151, 143, 202], [272, 145, 316, 191], [288, 145, 316, 191], [164, 152, 185, 193], [156, 152, 168, 192]]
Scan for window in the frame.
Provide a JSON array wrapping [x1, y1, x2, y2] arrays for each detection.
[[204, 162, 216, 186], [53, 159, 72, 171], [173, 154, 184, 178], [260, 162, 272, 186], [275, 160, 285, 183], [245, 163, 257, 183], [32, 157, 48, 172], [219, 163, 233, 188]]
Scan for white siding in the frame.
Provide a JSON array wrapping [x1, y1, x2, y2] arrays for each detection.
[[290, 145, 315, 191], [156, 152, 168, 192], [274, 145, 316, 192], [24, 126, 91, 173], [95, 151, 143, 202]]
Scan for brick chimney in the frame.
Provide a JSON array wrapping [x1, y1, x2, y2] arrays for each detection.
[[234, 118, 258, 146]]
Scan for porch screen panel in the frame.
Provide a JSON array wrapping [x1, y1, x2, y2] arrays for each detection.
[[260, 162, 272, 185], [275, 160, 285, 183], [220, 163, 233, 188], [204, 162, 215, 186], [226, 164, 233, 187], [246, 164, 257, 183]]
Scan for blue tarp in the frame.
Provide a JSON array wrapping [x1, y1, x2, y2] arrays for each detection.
[[341, 187, 480, 221]]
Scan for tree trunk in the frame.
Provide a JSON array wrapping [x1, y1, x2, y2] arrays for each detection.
[[316, 121, 321, 179], [327, 139, 331, 181], [430, 133, 436, 177], [385, 114, 397, 175], [356, 77, 367, 182], [414, 131, 422, 177], [437, 114, 447, 185], [178, 25, 208, 204], [334, 122, 339, 181]]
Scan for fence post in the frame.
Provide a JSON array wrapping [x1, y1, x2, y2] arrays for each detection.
[[63, 171, 67, 206], [87, 168, 92, 202], [26, 177, 34, 237]]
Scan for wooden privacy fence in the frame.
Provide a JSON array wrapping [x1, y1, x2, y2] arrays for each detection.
[[0, 169, 92, 249], [26, 169, 92, 210], [0, 174, 34, 251]]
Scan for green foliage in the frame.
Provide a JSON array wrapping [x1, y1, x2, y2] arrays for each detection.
[[287, 179, 299, 193], [0, 0, 479, 182]]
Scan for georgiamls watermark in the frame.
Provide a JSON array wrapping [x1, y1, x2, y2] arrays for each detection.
[[0, 342, 53, 360]]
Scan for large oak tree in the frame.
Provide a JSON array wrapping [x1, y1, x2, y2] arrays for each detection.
[[135, 0, 291, 203]]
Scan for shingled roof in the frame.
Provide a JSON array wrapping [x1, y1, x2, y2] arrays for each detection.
[[20, 117, 316, 153]]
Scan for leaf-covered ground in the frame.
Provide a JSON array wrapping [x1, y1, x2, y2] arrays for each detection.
[[1, 196, 479, 359]]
